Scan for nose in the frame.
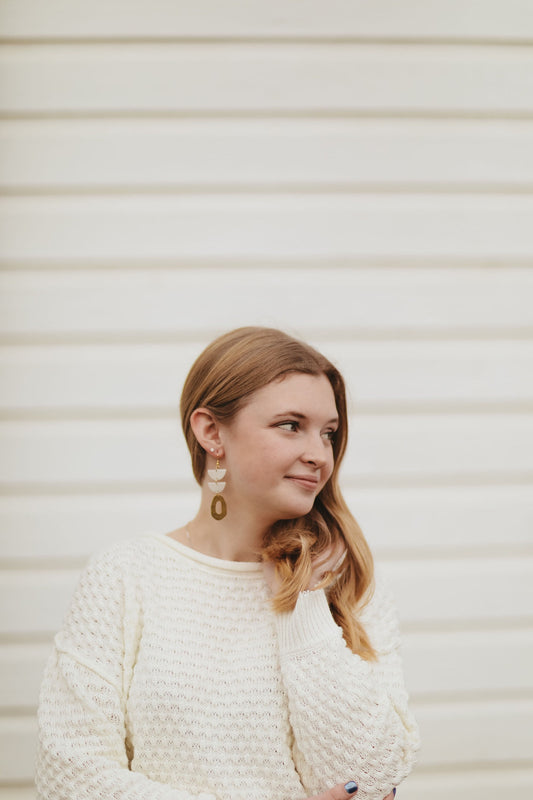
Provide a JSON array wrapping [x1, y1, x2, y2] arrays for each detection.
[[301, 434, 329, 468]]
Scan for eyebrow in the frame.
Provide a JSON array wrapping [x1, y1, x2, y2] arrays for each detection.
[[273, 411, 339, 425]]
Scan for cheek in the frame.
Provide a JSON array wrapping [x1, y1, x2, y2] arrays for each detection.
[[324, 450, 335, 480]]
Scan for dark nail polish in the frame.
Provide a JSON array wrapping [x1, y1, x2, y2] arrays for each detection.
[[344, 781, 358, 794], [393, 789, 396, 797]]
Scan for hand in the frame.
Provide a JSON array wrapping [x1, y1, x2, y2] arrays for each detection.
[[305, 780, 358, 800], [262, 542, 347, 596], [305, 783, 395, 800], [308, 541, 346, 590]]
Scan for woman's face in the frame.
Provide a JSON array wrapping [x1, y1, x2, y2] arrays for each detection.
[[217, 372, 339, 527]]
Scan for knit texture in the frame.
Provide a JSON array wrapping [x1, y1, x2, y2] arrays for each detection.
[[36, 534, 419, 800]]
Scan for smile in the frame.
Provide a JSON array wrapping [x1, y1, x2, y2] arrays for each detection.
[[286, 475, 319, 491]]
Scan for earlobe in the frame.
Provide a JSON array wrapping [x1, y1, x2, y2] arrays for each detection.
[[189, 408, 224, 456]]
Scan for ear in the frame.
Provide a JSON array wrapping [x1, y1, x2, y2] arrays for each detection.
[[189, 407, 224, 457]]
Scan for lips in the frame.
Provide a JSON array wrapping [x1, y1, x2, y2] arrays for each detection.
[[286, 475, 319, 490]]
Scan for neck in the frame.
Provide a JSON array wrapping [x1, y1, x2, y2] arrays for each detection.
[[185, 492, 270, 562]]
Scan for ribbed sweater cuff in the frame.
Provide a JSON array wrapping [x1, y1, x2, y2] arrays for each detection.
[[275, 589, 342, 654]]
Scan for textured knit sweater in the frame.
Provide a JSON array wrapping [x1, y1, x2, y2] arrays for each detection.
[[36, 533, 420, 800]]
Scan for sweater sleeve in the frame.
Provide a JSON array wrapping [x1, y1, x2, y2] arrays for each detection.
[[274, 579, 420, 800], [35, 546, 216, 800]]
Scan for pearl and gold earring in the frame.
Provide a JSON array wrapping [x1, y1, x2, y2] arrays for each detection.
[[208, 453, 227, 521]]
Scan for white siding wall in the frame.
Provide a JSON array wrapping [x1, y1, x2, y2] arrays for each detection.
[[1, 3, 532, 798]]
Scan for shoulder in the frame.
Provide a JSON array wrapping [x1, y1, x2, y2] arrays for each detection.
[[359, 569, 403, 656], [60, 535, 166, 638], [85, 532, 167, 574], [71, 534, 167, 601]]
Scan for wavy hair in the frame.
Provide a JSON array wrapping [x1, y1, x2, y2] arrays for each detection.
[[180, 327, 376, 659]]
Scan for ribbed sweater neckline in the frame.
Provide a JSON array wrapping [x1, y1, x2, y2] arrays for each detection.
[[152, 532, 264, 575]]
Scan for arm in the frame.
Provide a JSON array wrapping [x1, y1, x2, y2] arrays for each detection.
[[36, 546, 216, 800], [274, 580, 419, 800]]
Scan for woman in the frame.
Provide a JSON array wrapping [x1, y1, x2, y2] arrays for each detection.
[[36, 327, 419, 800]]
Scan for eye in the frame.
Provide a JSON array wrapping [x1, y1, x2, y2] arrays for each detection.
[[277, 421, 299, 432], [322, 429, 337, 442]]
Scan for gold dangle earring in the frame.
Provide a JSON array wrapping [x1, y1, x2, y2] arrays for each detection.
[[208, 456, 227, 521]]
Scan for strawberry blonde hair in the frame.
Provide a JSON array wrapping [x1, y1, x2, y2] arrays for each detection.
[[180, 327, 376, 659]]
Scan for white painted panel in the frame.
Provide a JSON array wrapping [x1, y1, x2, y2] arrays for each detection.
[[0, 342, 202, 412], [2, 628, 532, 710], [1, 268, 532, 333], [0, 644, 50, 709], [0, 716, 38, 782], [1, 486, 532, 561], [382, 557, 533, 626], [414, 699, 533, 765], [1, 557, 531, 635], [1, 414, 533, 488], [402, 629, 533, 695], [352, 485, 533, 554], [3, 701, 532, 783], [2, 43, 533, 114], [3, 119, 533, 188], [0, 493, 199, 560], [0, 418, 188, 487], [0, 789, 35, 800], [326, 339, 533, 407], [0, 790, 35, 800], [2, 340, 533, 412], [401, 768, 533, 800], [0, 570, 80, 636], [1, 1, 533, 40], [3, 195, 533, 263], [3, 196, 533, 263]]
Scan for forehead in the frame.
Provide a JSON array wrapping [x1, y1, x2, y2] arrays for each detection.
[[242, 372, 337, 416]]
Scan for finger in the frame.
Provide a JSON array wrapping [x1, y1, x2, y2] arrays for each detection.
[[325, 780, 359, 800], [311, 544, 347, 583], [305, 780, 358, 800]]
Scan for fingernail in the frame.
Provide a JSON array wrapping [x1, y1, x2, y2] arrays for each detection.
[[344, 781, 358, 794], [393, 790, 397, 797]]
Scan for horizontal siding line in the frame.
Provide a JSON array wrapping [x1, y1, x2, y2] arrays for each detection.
[[2, 329, 533, 346], [2, 401, 533, 420], [3, 474, 533, 496], [4, 556, 532, 572], [403, 618, 533, 635], [4, 184, 533, 196], [0, 559, 87, 570], [344, 473, 533, 489], [3, 36, 533, 47], [3, 39, 533, 51], [3, 258, 533, 271], [0, 633, 52, 645], [3, 545, 533, 571], [0, 708, 35, 719], [4, 110, 533, 122], [0, 480, 194, 496], [413, 760, 533, 775], [412, 689, 533, 706], [371, 544, 533, 561]]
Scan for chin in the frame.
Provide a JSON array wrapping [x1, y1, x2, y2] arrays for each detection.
[[276, 501, 316, 521]]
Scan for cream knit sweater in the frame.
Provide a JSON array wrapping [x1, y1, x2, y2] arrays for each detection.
[[36, 534, 419, 800]]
